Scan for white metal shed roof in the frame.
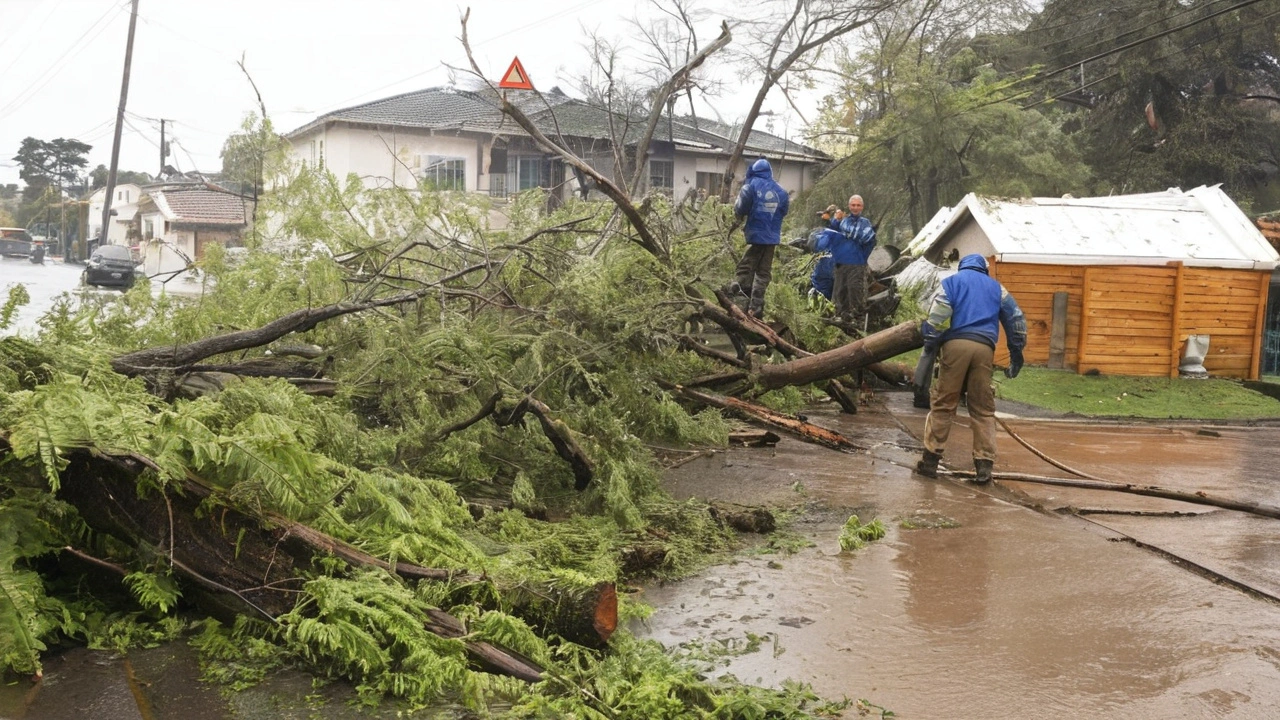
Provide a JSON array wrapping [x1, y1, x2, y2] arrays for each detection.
[[913, 186, 1279, 271]]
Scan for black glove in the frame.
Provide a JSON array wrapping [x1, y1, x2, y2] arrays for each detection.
[[787, 237, 809, 249], [1005, 347, 1024, 379]]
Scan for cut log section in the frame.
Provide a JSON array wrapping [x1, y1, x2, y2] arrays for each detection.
[[58, 450, 616, 665]]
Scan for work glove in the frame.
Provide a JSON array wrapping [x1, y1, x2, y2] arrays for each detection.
[[920, 320, 941, 355], [1005, 347, 1024, 379], [788, 236, 809, 249]]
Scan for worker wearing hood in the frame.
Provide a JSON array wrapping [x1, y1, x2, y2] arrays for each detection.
[[730, 158, 790, 317], [915, 254, 1027, 484]]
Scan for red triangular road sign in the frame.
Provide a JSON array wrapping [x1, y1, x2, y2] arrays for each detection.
[[498, 56, 534, 90]]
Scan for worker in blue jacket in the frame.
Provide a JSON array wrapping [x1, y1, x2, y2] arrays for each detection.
[[828, 194, 876, 324], [731, 158, 790, 317], [915, 254, 1028, 484]]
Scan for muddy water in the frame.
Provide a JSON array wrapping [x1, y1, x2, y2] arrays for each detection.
[[641, 396, 1280, 718]]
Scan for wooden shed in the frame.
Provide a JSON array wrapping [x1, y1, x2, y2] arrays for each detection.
[[912, 187, 1279, 379]]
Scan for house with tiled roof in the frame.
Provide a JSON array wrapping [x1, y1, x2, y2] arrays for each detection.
[[133, 182, 254, 277], [284, 86, 828, 202]]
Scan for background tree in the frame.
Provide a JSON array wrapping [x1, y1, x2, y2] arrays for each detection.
[[12, 137, 91, 204], [219, 112, 286, 199], [716, 0, 896, 200], [1024, 0, 1280, 209], [804, 0, 1087, 244], [90, 164, 152, 190]]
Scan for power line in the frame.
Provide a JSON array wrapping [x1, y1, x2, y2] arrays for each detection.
[[1022, 5, 1280, 109], [0, 0, 127, 122], [0, 2, 43, 58], [1038, 0, 1237, 54], [0, 0, 70, 77], [1037, 0, 1276, 80]]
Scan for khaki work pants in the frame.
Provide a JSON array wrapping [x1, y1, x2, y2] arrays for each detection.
[[923, 339, 998, 462]]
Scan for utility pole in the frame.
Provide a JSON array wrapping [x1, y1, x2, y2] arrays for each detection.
[[96, 0, 140, 261], [159, 118, 168, 177]]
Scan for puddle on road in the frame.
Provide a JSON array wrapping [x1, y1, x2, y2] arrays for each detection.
[[643, 398, 1280, 717]]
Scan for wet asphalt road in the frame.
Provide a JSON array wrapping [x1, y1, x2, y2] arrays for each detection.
[[644, 395, 1280, 719]]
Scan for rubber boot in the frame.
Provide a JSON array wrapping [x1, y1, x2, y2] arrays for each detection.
[[747, 282, 767, 318], [915, 450, 942, 478], [973, 458, 994, 484]]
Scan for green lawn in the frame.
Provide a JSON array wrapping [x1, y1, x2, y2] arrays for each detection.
[[993, 366, 1280, 420]]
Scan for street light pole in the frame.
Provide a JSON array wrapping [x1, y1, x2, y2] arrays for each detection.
[[96, 0, 140, 262]]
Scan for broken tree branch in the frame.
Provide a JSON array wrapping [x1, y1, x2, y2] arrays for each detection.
[[458, 9, 670, 262], [436, 390, 503, 441], [662, 381, 865, 452], [980, 470, 1280, 522]]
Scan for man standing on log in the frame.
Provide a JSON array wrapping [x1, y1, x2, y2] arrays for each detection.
[[828, 194, 877, 327], [730, 158, 790, 318], [915, 254, 1027, 484]]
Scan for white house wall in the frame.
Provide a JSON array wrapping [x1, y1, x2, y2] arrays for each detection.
[[289, 124, 483, 192], [87, 183, 142, 245], [141, 224, 196, 277], [288, 124, 822, 199]]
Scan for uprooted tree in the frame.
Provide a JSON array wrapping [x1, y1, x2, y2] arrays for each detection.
[[0, 3, 917, 716]]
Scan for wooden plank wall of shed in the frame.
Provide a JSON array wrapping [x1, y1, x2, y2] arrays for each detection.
[[989, 262, 1084, 369], [990, 262, 1269, 379], [1178, 267, 1269, 378], [1079, 266, 1176, 376]]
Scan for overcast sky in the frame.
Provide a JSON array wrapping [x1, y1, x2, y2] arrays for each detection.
[[0, 0, 827, 188]]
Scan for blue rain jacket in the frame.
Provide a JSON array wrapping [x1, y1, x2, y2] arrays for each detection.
[[808, 228, 838, 299], [922, 254, 1027, 351], [827, 214, 876, 265], [733, 159, 789, 245]]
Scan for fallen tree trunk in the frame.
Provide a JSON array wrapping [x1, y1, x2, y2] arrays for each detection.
[[753, 321, 922, 391], [58, 449, 616, 658], [663, 383, 864, 452]]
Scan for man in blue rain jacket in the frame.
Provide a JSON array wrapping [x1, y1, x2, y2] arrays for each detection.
[[828, 194, 877, 323], [914, 254, 1028, 485], [731, 158, 790, 317]]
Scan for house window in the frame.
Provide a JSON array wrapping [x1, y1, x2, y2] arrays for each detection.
[[649, 159, 674, 193], [318, 140, 325, 170], [422, 155, 466, 191], [696, 171, 724, 197], [515, 156, 545, 191]]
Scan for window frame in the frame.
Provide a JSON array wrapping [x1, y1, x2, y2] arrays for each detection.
[[421, 155, 467, 191]]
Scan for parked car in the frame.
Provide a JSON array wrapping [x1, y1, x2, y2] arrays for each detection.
[[0, 227, 33, 258], [82, 244, 141, 288]]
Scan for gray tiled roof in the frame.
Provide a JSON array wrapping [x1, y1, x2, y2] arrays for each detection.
[[288, 87, 827, 161]]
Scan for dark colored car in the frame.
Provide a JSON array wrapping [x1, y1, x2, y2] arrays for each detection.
[[0, 227, 33, 257], [83, 245, 140, 288]]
